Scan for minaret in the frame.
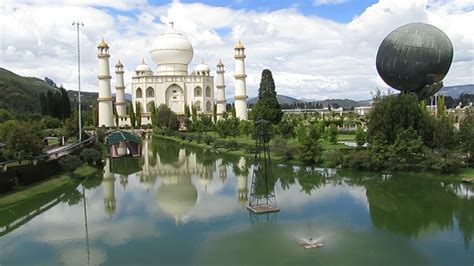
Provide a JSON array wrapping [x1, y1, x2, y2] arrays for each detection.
[[233, 41, 248, 120], [115, 60, 127, 123], [103, 158, 116, 217], [97, 39, 114, 127], [216, 60, 227, 119]]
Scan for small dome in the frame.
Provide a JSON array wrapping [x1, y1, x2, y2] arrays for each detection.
[[97, 38, 109, 49], [150, 26, 194, 66], [194, 59, 210, 72], [136, 59, 151, 72], [217, 59, 224, 67], [235, 40, 245, 49], [115, 60, 123, 68]]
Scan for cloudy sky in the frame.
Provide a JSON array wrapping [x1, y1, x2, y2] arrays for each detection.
[[0, 0, 473, 100]]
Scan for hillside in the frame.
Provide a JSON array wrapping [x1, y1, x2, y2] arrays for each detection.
[[0, 68, 57, 113], [248, 94, 304, 105], [439, 84, 474, 97], [67, 91, 132, 111]]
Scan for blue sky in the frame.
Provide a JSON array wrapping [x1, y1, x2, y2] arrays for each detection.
[[143, 0, 379, 23]]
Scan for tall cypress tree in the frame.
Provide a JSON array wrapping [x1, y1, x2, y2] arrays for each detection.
[[135, 102, 142, 128], [60, 86, 71, 119], [129, 102, 136, 128], [252, 69, 283, 124]]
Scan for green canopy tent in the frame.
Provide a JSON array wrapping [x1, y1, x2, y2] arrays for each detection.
[[106, 131, 142, 158]]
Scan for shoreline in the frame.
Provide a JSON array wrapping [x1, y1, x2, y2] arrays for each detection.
[[153, 133, 474, 183]]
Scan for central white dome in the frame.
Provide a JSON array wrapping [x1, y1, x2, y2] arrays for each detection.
[[150, 27, 194, 67]]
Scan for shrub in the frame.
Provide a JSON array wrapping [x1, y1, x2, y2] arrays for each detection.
[[355, 126, 366, 147], [213, 140, 226, 149], [203, 135, 214, 145], [80, 148, 102, 165], [324, 149, 344, 168], [96, 127, 106, 144], [225, 140, 240, 151], [272, 137, 294, 160], [59, 155, 83, 172]]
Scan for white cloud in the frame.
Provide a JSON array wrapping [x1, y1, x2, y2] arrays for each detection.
[[0, 0, 472, 101]]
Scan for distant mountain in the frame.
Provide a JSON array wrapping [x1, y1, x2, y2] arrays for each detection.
[[0, 68, 58, 113], [67, 91, 132, 111], [439, 84, 474, 98], [248, 94, 305, 105]]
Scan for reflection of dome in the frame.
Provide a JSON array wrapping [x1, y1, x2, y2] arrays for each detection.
[[156, 176, 197, 224], [150, 26, 194, 67], [376, 23, 453, 97], [136, 58, 151, 72]]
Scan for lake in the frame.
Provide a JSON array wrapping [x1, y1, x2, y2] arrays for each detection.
[[1, 137, 473, 265]]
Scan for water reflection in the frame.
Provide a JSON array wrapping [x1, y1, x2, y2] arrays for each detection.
[[1, 137, 473, 265]]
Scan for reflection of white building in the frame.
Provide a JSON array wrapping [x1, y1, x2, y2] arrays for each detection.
[[237, 157, 248, 206], [103, 158, 116, 217], [97, 23, 249, 126], [156, 174, 198, 225]]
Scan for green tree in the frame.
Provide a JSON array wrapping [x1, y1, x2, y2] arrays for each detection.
[[129, 102, 136, 128], [59, 155, 82, 172], [231, 103, 236, 118], [328, 124, 338, 144], [192, 104, 197, 121], [5, 122, 43, 162], [135, 102, 142, 128], [200, 114, 213, 133], [251, 69, 283, 124], [355, 126, 366, 147], [80, 148, 102, 165], [156, 104, 178, 130], [300, 125, 323, 164], [150, 103, 157, 126], [437, 95, 446, 117], [213, 103, 217, 124], [367, 93, 434, 146], [459, 111, 474, 166]]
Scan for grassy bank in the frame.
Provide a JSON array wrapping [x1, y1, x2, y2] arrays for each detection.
[[0, 164, 99, 209], [154, 133, 474, 183]]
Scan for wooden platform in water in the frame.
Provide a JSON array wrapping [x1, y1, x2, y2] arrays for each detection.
[[247, 204, 280, 214]]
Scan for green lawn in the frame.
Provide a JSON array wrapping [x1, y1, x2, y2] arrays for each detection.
[[0, 164, 99, 209]]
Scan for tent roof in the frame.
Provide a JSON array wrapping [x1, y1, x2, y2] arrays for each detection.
[[106, 131, 142, 146]]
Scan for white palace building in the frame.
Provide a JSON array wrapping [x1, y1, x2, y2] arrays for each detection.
[[96, 24, 249, 127]]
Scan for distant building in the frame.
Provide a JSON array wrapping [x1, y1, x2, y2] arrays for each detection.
[[96, 23, 249, 127], [354, 106, 372, 116]]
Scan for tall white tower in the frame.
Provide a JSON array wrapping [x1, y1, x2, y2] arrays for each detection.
[[216, 59, 227, 119], [233, 41, 248, 120], [97, 39, 114, 127], [114, 60, 127, 123]]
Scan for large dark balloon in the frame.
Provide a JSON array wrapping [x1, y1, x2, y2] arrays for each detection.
[[376, 23, 453, 98]]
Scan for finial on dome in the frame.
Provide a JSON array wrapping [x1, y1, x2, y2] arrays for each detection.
[[115, 60, 123, 68], [141, 58, 146, 64], [201, 58, 204, 64], [169, 21, 174, 29], [217, 59, 224, 66], [235, 40, 245, 49], [97, 38, 109, 49]]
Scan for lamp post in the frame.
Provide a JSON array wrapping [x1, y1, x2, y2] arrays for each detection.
[[72, 21, 84, 142]]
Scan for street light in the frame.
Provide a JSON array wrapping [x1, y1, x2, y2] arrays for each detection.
[[72, 21, 84, 142]]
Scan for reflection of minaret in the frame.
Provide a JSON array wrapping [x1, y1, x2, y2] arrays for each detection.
[[237, 157, 248, 206], [140, 138, 156, 190], [103, 158, 116, 217], [219, 161, 227, 183], [119, 175, 128, 189]]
